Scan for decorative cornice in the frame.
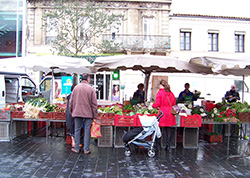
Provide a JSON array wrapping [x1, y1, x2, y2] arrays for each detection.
[[171, 13, 250, 21]]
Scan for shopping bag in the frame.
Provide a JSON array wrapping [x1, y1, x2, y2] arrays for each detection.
[[171, 107, 177, 115], [91, 121, 102, 138]]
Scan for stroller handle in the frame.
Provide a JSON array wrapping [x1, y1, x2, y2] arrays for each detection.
[[156, 110, 164, 121]]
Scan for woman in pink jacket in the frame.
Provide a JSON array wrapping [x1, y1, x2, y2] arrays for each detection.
[[152, 79, 176, 150]]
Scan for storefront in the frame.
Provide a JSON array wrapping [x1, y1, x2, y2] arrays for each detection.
[[0, 0, 26, 58]]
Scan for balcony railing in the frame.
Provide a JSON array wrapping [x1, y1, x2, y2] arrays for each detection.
[[102, 34, 171, 51]]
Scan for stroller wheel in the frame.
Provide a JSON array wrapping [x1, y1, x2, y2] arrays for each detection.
[[148, 149, 156, 158], [125, 150, 131, 157]]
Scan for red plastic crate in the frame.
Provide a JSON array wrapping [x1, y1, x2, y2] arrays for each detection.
[[204, 134, 223, 142], [238, 112, 250, 122], [98, 113, 115, 119], [98, 105, 108, 109], [181, 114, 202, 127], [205, 102, 216, 112], [53, 112, 66, 120], [11, 111, 24, 118], [96, 118, 114, 126], [114, 114, 136, 126], [39, 112, 54, 119], [97, 113, 115, 126], [0, 110, 10, 120]]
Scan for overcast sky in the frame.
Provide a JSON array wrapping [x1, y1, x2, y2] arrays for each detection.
[[171, 0, 250, 18]]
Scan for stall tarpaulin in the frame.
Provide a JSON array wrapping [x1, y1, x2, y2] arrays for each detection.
[[189, 55, 250, 102], [0, 55, 93, 74], [189, 55, 250, 76], [0, 55, 93, 102], [93, 54, 213, 100]]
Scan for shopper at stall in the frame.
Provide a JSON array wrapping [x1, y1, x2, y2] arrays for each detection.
[[224, 85, 240, 103], [69, 73, 98, 154], [178, 83, 197, 107], [152, 79, 176, 151], [132, 83, 145, 104], [66, 84, 77, 147]]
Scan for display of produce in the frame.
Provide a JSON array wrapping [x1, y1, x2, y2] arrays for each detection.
[[193, 100, 250, 124], [23, 98, 49, 118], [98, 105, 123, 115], [4, 96, 250, 125], [2, 97, 67, 119]]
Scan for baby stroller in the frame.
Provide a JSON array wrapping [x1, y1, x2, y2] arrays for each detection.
[[122, 111, 163, 158]]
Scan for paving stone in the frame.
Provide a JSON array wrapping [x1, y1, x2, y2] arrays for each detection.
[[1, 135, 250, 177]]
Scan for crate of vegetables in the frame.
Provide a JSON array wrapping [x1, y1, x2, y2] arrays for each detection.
[[123, 104, 135, 114], [11, 111, 25, 118], [97, 113, 115, 126], [114, 114, 136, 127], [181, 114, 202, 127], [204, 133, 223, 143], [0, 110, 11, 121], [238, 112, 250, 122], [53, 112, 66, 120], [39, 112, 54, 119]]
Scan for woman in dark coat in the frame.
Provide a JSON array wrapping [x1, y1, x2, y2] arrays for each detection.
[[66, 84, 77, 147]]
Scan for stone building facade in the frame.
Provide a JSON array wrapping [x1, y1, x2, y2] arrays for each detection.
[[169, 13, 250, 60], [26, 0, 172, 56]]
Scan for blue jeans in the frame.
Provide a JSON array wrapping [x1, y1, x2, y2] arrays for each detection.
[[74, 117, 93, 152]]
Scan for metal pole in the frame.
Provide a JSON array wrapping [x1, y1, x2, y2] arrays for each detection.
[[104, 71, 106, 100], [242, 75, 245, 103], [16, 0, 20, 57], [22, 0, 27, 57]]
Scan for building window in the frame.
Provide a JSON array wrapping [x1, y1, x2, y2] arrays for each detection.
[[111, 17, 123, 40], [208, 33, 218, 51], [180, 31, 191, 50], [143, 17, 154, 48], [79, 17, 90, 41], [45, 17, 58, 45], [235, 33, 245, 53], [143, 17, 154, 40]]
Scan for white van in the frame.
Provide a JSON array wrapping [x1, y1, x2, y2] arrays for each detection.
[[0, 72, 38, 109]]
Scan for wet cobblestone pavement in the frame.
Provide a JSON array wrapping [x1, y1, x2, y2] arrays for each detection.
[[0, 135, 250, 178]]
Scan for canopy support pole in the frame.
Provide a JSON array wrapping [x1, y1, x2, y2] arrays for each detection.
[[242, 75, 245, 103], [144, 72, 151, 102]]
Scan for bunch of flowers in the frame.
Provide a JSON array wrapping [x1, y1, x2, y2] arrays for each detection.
[[191, 106, 207, 117], [219, 108, 239, 123], [208, 107, 224, 122], [220, 108, 236, 118]]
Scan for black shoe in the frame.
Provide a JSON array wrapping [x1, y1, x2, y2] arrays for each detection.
[[165, 145, 169, 151]]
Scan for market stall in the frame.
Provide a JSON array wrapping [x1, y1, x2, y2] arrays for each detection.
[[1, 95, 249, 153], [1, 54, 250, 153], [93, 54, 213, 100]]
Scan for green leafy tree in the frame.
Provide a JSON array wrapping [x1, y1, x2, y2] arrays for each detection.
[[43, 0, 124, 57], [96, 39, 122, 54]]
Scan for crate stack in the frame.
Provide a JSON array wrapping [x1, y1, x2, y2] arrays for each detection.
[[97, 112, 115, 147], [114, 114, 136, 148], [0, 110, 11, 142], [180, 114, 202, 149]]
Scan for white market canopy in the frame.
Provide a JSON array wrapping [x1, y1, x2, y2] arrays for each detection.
[[0, 55, 93, 102], [0, 55, 93, 74], [189, 55, 250, 76], [93, 54, 214, 98], [93, 54, 213, 74]]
